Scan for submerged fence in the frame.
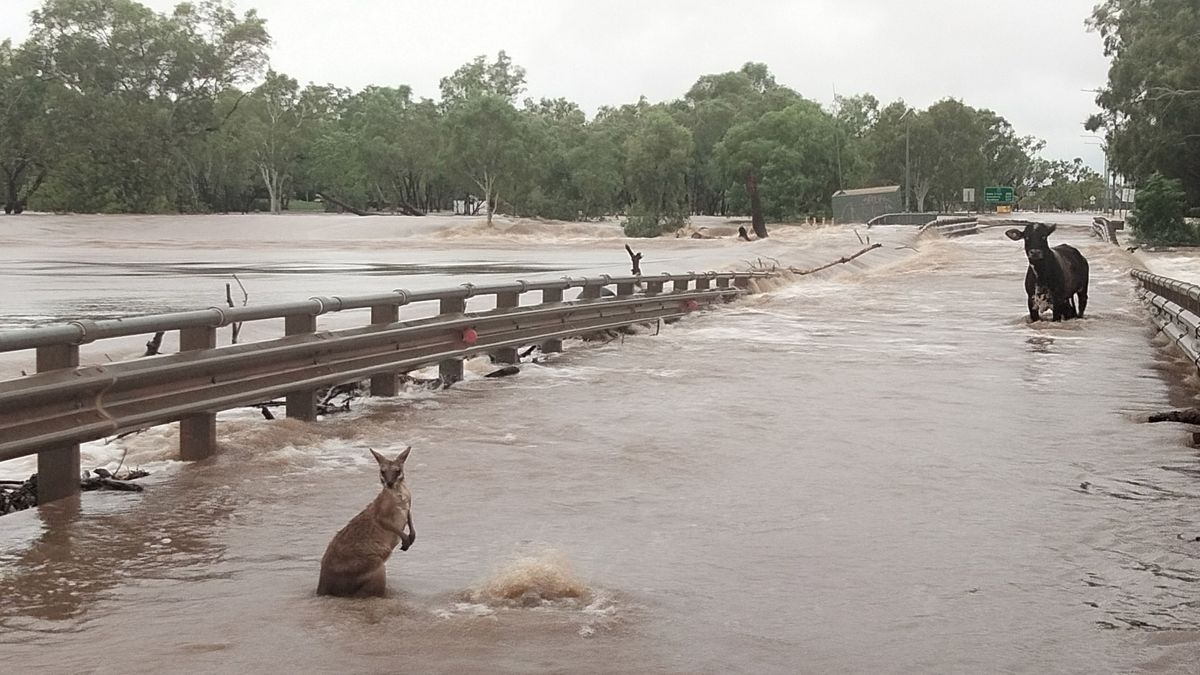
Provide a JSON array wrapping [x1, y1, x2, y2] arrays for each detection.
[[1133, 269, 1200, 371], [0, 271, 772, 504]]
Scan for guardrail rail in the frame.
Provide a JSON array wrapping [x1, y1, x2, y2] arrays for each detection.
[[1092, 216, 1124, 245], [1132, 269, 1200, 373], [0, 270, 773, 504], [918, 216, 979, 238]]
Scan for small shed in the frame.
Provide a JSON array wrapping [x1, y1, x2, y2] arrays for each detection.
[[832, 185, 902, 224]]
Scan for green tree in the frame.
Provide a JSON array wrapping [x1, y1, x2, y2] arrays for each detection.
[[0, 40, 55, 213], [445, 94, 527, 225], [1088, 0, 1200, 205], [716, 101, 840, 222], [676, 63, 802, 216], [21, 0, 268, 212], [1130, 173, 1196, 244], [623, 110, 692, 237], [439, 51, 526, 106], [1024, 158, 1105, 211]]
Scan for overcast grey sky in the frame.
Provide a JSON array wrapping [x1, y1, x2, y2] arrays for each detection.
[[1, 0, 1111, 171]]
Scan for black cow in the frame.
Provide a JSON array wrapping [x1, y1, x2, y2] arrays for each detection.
[[1005, 223, 1089, 322]]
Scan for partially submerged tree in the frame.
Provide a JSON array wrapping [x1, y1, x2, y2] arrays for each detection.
[[716, 100, 840, 230], [622, 110, 692, 237], [445, 94, 527, 226]]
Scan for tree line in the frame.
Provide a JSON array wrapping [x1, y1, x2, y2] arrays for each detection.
[[1088, 0, 1200, 244], [1, 0, 1103, 234]]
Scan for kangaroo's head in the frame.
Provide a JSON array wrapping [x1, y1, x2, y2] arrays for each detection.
[[370, 446, 411, 489]]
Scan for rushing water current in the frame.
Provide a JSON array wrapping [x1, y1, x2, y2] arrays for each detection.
[[1, 213, 1198, 673]]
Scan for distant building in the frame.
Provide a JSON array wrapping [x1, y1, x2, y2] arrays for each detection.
[[831, 185, 902, 224]]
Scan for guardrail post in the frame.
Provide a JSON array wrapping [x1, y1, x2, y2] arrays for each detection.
[[734, 276, 751, 290], [36, 344, 81, 504], [369, 304, 400, 396], [617, 281, 636, 297], [696, 276, 711, 290], [541, 288, 563, 353], [716, 277, 731, 289], [439, 297, 466, 384], [285, 314, 319, 421], [492, 291, 521, 364], [580, 284, 602, 300], [673, 278, 690, 293], [179, 326, 217, 460], [644, 280, 663, 296]]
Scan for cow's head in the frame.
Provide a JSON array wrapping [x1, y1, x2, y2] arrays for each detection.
[[1005, 223, 1056, 263]]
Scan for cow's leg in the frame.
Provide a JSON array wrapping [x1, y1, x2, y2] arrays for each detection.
[[1077, 290, 1087, 318], [1028, 296, 1039, 322]]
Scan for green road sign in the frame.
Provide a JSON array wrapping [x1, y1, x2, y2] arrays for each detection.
[[984, 186, 1014, 204]]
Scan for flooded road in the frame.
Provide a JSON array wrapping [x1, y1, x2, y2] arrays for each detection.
[[1, 214, 1198, 673]]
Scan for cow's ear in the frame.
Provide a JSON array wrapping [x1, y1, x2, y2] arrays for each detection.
[[1045, 223, 1056, 235], [1005, 229, 1024, 241]]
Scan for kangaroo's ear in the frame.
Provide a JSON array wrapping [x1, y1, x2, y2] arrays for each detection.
[[396, 446, 411, 463], [370, 448, 386, 466], [1005, 229, 1024, 241]]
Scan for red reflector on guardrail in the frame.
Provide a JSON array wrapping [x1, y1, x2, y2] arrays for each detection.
[[461, 328, 478, 345]]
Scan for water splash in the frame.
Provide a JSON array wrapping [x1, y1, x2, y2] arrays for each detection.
[[464, 549, 592, 607]]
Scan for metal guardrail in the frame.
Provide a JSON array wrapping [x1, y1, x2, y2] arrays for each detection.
[[918, 216, 979, 237], [1132, 269, 1200, 371], [866, 212, 939, 228], [0, 270, 773, 504], [1092, 216, 1124, 245]]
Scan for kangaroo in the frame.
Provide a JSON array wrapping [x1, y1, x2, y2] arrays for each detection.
[[317, 447, 415, 597]]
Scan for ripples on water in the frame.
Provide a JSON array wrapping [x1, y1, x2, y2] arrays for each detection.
[[1, 218, 1198, 673]]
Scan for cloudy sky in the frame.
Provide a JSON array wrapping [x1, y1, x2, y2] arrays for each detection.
[[1, 0, 1112, 171]]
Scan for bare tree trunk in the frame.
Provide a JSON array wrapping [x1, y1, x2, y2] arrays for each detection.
[[3, 169, 18, 214], [745, 170, 768, 239], [259, 164, 279, 214], [914, 176, 932, 213], [4, 161, 27, 214]]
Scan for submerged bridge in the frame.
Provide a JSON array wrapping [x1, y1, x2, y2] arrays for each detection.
[[0, 270, 772, 504], [1, 221, 1197, 510]]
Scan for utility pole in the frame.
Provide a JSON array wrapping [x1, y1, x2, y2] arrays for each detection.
[[1082, 134, 1108, 213], [900, 108, 913, 212]]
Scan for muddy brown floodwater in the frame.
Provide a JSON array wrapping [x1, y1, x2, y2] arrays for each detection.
[[1, 214, 1198, 673]]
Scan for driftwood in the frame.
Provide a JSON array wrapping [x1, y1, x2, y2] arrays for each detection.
[[394, 201, 425, 216], [1146, 409, 1200, 425], [317, 382, 363, 415], [316, 192, 374, 216], [624, 244, 643, 275], [144, 332, 165, 356], [738, 226, 752, 241], [789, 243, 882, 275], [1, 468, 151, 516], [317, 192, 424, 216], [485, 365, 520, 378], [226, 274, 248, 344]]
